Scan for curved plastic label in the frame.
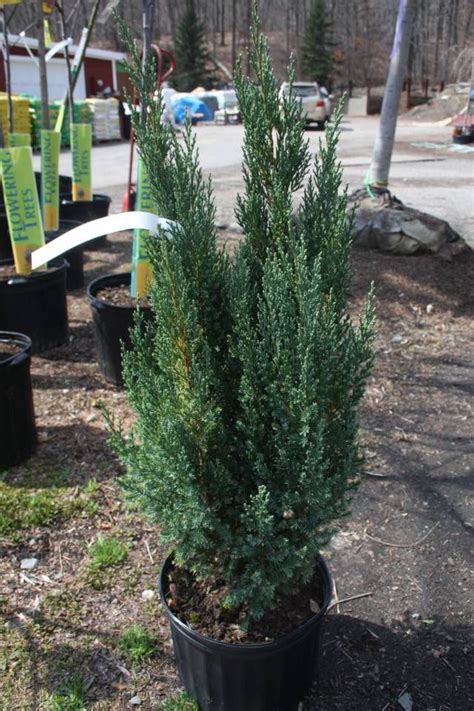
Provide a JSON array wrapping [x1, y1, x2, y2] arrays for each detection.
[[45, 38, 73, 63], [31, 211, 175, 270]]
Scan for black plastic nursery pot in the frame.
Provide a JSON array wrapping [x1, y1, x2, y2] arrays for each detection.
[[159, 556, 332, 711], [45, 220, 84, 290], [59, 194, 112, 250], [87, 272, 150, 386], [0, 258, 69, 353], [0, 331, 37, 469], [0, 211, 10, 262]]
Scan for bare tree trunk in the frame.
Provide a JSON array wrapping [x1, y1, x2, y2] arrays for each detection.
[[37, 0, 49, 130], [57, 1, 75, 122], [143, 0, 155, 63], [370, 0, 415, 188], [434, 0, 445, 84], [245, 0, 251, 74], [231, 0, 237, 70], [220, 0, 225, 46], [1, 8, 13, 135]]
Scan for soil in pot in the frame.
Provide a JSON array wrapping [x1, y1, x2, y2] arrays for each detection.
[[59, 194, 112, 250], [0, 259, 69, 353], [0, 331, 37, 469], [159, 556, 332, 711], [87, 273, 151, 386], [164, 560, 327, 644]]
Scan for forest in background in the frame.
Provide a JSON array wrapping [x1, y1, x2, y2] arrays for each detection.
[[7, 0, 474, 89]]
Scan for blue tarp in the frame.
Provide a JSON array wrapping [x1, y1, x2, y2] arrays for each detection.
[[173, 96, 212, 124]]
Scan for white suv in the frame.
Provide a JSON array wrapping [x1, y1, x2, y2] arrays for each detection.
[[279, 82, 331, 129]]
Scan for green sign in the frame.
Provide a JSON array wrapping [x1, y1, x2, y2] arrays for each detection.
[[0, 146, 45, 275], [71, 123, 92, 201], [8, 133, 31, 147], [40, 130, 60, 231], [131, 157, 156, 297]]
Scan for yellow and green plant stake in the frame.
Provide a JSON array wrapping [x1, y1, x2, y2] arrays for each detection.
[[71, 122, 92, 201], [131, 157, 156, 298], [0, 145, 45, 274], [40, 129, 60, 230]]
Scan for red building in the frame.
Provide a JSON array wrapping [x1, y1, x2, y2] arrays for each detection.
[[0, 34, 127, 100]]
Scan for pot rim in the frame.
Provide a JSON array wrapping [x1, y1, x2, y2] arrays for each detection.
[[158, 553, 332, 652], [0, 258, 68, 286], [0, 331, 32, 365], [87, 272, 134, 310], [59, 193, 112, 206], [45, 219, 83, 238]]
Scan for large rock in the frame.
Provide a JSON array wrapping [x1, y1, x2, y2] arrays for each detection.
[[349, 188, 467, 256]]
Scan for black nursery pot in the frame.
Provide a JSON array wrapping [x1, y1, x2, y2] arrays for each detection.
[[0, 332, 37, 469], [87, 272, 150, 386], [59, 194, 112, 250], [45, 220, 84, 290], [0, 259, 69, 353], [159, 556, 332, 711], [0, 211, 10, 262]]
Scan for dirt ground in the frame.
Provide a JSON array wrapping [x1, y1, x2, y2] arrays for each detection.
[[1, 168, 473, 710]]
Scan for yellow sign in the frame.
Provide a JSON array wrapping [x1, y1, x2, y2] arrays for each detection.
[[0, 1, 24, 5], [40, 129, 60, 231], [8, 133, 31, 147], [131, 158, 156, 298], [0, 146, 45, 275], [71, 123, 92, 201], [44, 18, 52, 46]]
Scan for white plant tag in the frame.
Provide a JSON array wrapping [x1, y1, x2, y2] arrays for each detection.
[[31, 211, 175, 270]]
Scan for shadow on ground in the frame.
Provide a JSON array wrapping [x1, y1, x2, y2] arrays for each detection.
[[3, 423, 118, 488], [307, 614, 473, 710]]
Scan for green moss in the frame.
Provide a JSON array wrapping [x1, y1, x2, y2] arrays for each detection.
[[38, 591, 82, 629], [0, 626, 31, 708], [0, 481, 97, 537]]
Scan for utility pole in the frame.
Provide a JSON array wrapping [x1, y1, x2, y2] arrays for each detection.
[[369, 0, 415, 188]]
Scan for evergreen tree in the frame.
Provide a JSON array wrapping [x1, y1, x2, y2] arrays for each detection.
[[301, 0, 334, 86], [173, 1, 210, 91], [112, 10, 374, 624]]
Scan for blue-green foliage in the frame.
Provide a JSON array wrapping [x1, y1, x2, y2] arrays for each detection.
[[110, 9, 375, 622]]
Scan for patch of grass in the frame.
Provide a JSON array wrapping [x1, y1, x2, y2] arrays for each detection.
[[118, 623, 159, 663], [157, 694, 200, 711], [88, 534, 128, 568], [47, 673, 88, 711], [84, 534, 128, 590], [0, 481, 98, 537]]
